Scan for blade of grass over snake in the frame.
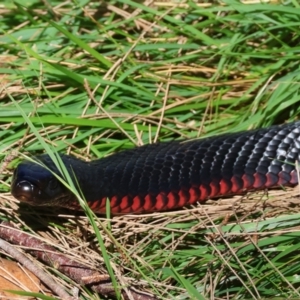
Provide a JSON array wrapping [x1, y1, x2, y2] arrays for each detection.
[[11, 95, 123, 299]]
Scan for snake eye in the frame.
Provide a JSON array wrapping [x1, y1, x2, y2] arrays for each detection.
[[11, 180, 37, 203]]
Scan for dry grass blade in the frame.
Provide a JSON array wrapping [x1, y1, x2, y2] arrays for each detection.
[[1, 0, 300, 299]]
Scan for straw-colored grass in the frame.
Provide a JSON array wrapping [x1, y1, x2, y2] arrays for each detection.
[[1, 1, 300, 299]]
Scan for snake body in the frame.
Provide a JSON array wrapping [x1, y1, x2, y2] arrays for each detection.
[[11, 122, 300, 214]]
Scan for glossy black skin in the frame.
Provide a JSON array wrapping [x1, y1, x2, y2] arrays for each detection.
[[10, 121, 300, 213]]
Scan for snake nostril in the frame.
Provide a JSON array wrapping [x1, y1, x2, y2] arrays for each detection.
[[11, 180, 35, 202]]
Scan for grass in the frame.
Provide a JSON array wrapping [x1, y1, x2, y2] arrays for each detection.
[[1, 0, 300, 299]]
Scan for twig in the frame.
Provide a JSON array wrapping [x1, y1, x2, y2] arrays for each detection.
[[0, 221, 157, 300], [0, 235, 73, 300]]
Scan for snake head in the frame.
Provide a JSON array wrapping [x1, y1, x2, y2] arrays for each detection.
[[11, 156, 71, 206]]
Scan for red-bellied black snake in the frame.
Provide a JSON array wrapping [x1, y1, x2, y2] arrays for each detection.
[[11, 121, 300, 214]]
